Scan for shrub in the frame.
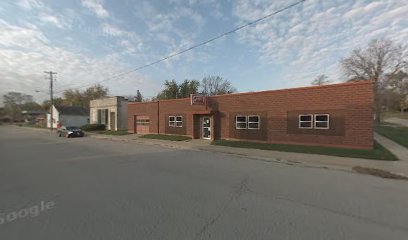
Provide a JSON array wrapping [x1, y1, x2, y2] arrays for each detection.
[[81, 124, 106, 131]]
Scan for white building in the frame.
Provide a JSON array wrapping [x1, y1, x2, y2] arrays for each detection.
[[47, 105, 89, 128], [89, 96, 128, 131]]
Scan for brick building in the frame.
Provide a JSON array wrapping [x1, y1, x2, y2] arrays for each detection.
[[128, 81, 374, 149]]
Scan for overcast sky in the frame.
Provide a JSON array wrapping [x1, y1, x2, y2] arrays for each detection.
[[0, 0, 407, 103]]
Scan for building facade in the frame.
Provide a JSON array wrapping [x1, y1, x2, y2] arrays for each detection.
[[128, 81, 374, 149], [47, 105, 89, 128], [90, 96, 128, 131]]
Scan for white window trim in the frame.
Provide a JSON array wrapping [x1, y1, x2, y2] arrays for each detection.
[[314, 114, 330, 129], [247, 115, 260, 130], [235, 115, 247, 129], [176, 116, 183, 128], [169, 116, 175, 127], [299, 114, 313, 129]]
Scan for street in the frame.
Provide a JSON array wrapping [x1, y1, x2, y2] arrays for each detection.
[[0, 126, 407, 240]]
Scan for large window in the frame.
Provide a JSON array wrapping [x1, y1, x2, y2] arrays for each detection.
[[176, 116, 183, 127], [236, 116, 247, 129], [314, 114, 329, 129], [169, 116, 183, 127], [235, 115, 260, 130], [298, 114, 330, 129], [248, 115, 260, 129], [299, 114, 313, 129], [169, 116, 175, 127], [97, 109, 108, 125]]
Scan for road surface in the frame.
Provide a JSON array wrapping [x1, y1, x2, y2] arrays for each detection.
[[0, 126, 407, 240]]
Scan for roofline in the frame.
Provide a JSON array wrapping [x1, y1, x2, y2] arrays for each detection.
[[128, 80, 373, 105]]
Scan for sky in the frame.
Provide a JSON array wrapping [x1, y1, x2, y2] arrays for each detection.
[[0, 0, 407, 103]]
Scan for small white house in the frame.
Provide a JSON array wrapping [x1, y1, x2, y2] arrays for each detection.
[[90, 96, 128, 131], [47, 105, 89, 128]]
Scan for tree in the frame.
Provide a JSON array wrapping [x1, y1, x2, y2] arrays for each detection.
[[3, 92, 37, 121], [156, 80, 179, 100], [311, 75, 331, 86], [340, 38, 407, 123], [63, 84, 108, 108], [201, 75, 236, 96], [178, 79, 200, 98], [387, 70, 408, 113], [42, 97, 65, 110]]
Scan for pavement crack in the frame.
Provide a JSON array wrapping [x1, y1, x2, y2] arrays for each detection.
[[195, 176, 250, 239]]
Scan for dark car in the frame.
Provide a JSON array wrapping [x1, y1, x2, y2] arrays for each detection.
[[57, 126, 84, 138]]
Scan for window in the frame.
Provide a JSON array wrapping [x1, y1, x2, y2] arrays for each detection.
[[136, 119, 150, 126], [314, 114, 329, 129], [169, 116, 182, 127], [176, 116, 183, 127], [248, 115, 260, 129], [169, 116, 175, 127], [236, 115, 247, 129], [299, 114, 313, 129]]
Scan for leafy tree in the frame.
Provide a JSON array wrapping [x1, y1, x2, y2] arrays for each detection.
[[201, 75, 236, 96], [156, 80, 179, 100], [2, 92, 38, 120], [63, 84, 108, 108], [178, 79, 200, 98], [42, 97, 65, 110], [387, 70, 408, 113], [341, 38, 407, 123], [311, 75, 331, 86]]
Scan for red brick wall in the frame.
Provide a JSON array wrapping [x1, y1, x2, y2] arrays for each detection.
[[128, 81, 374, 149]]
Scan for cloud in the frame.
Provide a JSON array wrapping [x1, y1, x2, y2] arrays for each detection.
[[16, 0, 42, 11], [0, 19, 159, 103], [232, 0, 408, 87], [38, 14, 65, 28], [81, 0, 109, 18]]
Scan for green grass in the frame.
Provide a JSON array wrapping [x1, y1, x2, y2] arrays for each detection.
[[375, 125, 408, 149], [140, 134, 192, 141], [212, 140, 397, 161], [93, 130, 131, 135], [21, 123, 46, 129]]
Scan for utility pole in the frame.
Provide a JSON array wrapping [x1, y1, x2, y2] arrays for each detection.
[[44, 71, 57, 131]]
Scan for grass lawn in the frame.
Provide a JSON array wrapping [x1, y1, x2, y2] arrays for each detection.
[[375, 125, 408, 149], [93, 130, 131, 135], [139, 134, 192, 141], [212, 140, 397, 161], [21, 124, 46, 129]]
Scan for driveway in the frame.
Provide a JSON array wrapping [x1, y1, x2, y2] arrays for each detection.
[[1, 126, 408, 240]]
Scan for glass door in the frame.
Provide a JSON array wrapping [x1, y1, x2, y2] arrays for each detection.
[[202, 116, 211, 139]]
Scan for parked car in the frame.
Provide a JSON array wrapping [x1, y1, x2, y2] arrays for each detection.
[[57, 126, 84, 138]]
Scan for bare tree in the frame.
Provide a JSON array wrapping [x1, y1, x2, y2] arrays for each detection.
[[201, 75, 236, 96], [311, 75, 331, 86], [341, 38, 407, 123]]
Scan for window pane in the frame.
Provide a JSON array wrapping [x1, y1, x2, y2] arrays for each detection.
[[315, 115, 328, 121], [300, 115, 312, 121], [236, 123, 247, 129], [315, 122, 328, 128], [176, 116, 182, 121], [236, 116, 246, 122], [176, 121, 182, 127], [248, 116, 259, 122], [169, 116, 175, 121], [248, 123, 259, 129], [300, 122, 312, 128]]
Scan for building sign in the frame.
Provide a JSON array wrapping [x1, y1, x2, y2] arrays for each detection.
[[191, 94, 206, 105]]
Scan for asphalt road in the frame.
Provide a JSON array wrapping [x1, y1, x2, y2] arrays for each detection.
[[1, 126, 407, 240]]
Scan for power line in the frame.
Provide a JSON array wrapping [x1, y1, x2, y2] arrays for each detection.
[[52, 0, 306, 95]]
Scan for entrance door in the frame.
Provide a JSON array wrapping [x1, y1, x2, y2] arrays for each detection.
[[110, 112, 115, 130], [202, 116, 211, 139]]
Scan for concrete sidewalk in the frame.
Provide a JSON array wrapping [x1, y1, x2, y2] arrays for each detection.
[[384, 117, 408, 127], [87, 132, 408, 177]]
